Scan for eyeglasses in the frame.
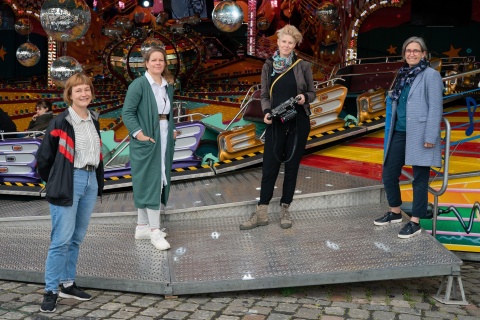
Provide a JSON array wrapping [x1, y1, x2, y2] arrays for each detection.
[[405, 49, 422, 55]]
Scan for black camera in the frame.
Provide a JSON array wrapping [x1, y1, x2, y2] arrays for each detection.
[[267, 96, 301, 123]]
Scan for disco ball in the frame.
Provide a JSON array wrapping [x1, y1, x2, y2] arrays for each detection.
[[141, 38, 165, 57], [256, 17, 270, 31], [132, 27, 147, 40], [16, 42, 41, 67], [15, 18, 32, 35], [212, 0, 244, 33], [50, 56, 83, 87], [316, 1, 338, 24], [156, 12, 169, 26], [101, 25, 125, 38], [40, 0, 91, 42], [113, 17, 133, 31]]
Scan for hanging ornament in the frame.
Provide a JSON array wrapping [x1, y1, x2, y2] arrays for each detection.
[[16, 42, 41, 67]]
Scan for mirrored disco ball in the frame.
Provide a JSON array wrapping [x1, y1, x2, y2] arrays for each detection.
[[50, 56, 83, 87], [40, 0, 91, 42], [16, 42, 41, 67], [212, 0, 244, 32], [15, 18, 32, 35], [101, 25, 125, 38], [113, 17, 133, 31], [156, 12, 169, 26], [316, 1, 338, 24], [141, 38, 165, 57], [256, 17, 270, 31]]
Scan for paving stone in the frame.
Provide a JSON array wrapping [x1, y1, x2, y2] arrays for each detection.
[[176, 302, 199, 312], [247, 306, 272, 315], [331, 302, 359, 309], [215, 316, 240, 320], [241, 315, 266, 320], [347, 308, 370, 319], [140, 307, 169, 317], [201, 302, 227, 311], [223, 305, 249, 316], [211, 298, 233, 304], [131, 298, 157, 308], [100, 302, 127, 311], [76, 301, 103, 310], [323, 306, 345, 316], [264, 297, 297, 303], [255, 301, 278, 308], [273, 302, 299, 313], [131, 316, 154, 320], [293, 307, 322, 319], [113, 295, 139, 304], [86, 309, 115, 318], [188, 309, 217, 319], [0, 312, 25, 320], [371, 310, 396, 320], [423, 311, 456, 319], [318, 316, 343, 320], [398, 313, 422, 320], [155, 300, 182, 309], [19, 293, 44, 303], [110, 310, 138, 319], [265, 313, 291, 320], [230, 298, 255, 307], [0, 293, 22, 302], [12, 285, 41, 294], [1, 300, 28, 310], [162, 311, 190, 319], [61, 308, 90, 317]]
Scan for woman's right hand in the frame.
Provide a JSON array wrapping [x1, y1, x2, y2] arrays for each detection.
[[264, 113, 272, 124], [136, 131, 155, 143]]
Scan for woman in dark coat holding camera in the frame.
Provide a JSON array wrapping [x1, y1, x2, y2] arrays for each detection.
[[240, 24, 315, 230]]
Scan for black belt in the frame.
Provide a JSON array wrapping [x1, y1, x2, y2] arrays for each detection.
[[159, 114, 169, 120], [77, 165, 96, 172]]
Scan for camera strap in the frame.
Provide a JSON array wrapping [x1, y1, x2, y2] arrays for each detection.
[[269, 59, 302, 98]]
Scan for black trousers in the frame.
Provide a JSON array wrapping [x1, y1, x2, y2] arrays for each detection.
[[259, 111, 310, 205], [382, 131, 431, 218]]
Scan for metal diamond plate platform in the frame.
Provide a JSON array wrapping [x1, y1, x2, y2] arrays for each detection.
[[0, 165, 462, 296]]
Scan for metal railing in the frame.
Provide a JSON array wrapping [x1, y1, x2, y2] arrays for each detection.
[[400, 117, 451, 237]]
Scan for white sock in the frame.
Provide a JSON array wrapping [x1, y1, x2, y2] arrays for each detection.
[[62, 281, 73, 288]]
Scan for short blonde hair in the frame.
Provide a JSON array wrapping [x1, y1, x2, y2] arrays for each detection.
[[276, 24, 303, 45], [143, 47, 174, 85], [63, 73, 95, 105]]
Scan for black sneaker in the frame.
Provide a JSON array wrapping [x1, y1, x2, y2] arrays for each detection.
[[59, 282, 92, 301], [374, 211, 403, 226], [40, 291, 58, 312], [398, 221, 422, 239]]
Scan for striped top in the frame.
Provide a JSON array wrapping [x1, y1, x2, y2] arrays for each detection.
[[68, 107, 101, 168]]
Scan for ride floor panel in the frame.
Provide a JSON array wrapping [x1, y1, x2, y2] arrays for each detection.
[[0, 166, 462, 296]]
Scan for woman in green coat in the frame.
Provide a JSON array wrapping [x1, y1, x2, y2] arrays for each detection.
[[122, 47, 176, 251]]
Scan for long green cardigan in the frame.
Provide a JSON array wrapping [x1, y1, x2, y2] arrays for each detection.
[[122, 76, 175, 209]]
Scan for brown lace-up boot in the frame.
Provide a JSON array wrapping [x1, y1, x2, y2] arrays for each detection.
[[280, 203, 292, 229], [239, 204, 269, 230]]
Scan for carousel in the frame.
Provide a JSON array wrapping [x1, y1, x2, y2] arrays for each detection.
[[0, 0, 479, 302]]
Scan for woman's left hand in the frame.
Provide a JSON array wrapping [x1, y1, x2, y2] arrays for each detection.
[[424, 143, 434, 148], [296, 94, 306, 105]]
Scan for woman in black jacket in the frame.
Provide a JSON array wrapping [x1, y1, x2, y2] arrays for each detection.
[[240, 25, 315, 230], [37, 73, 104, 313]]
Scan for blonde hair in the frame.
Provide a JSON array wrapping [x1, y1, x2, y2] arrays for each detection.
[[63, 73, 95, 105], [276, 24, 303, 44], [143, 47, 174, 85]]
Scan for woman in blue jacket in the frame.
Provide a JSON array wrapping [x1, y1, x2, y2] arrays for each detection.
[[374, 36, 444, 239]]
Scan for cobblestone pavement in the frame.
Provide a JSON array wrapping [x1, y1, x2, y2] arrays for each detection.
[[0, 262, 479, 320]]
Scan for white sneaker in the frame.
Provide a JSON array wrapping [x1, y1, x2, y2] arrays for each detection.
[[135, 226, 167, 240], [150, 229, 170, 250], [134, 226, 150, 239]]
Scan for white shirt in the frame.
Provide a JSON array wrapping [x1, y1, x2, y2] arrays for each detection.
[[68, 107, 100, 169]]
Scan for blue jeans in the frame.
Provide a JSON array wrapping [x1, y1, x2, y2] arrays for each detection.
[[382, 131, 430, 218], [44, 169, 98, 293]]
